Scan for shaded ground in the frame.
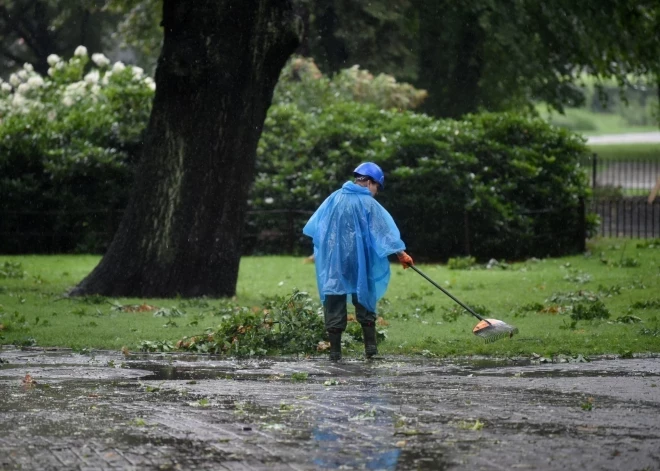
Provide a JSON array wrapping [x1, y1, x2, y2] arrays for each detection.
[[0, 347, 659, 471]]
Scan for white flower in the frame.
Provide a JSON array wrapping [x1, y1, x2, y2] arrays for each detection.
[[47, 110, 57, 121], [91, 53, 110, 68], [264, 197, 274, 204], [144, 77, 156, 91], [17, 83, 30, 94], [48, 67, 55, 77], [27, 76, 44, 88], [84, 71, 99, 85], [12, 93, 26, 108], [91, 84, 100, 95], [23, 63, 34, 72], [47, 54, 61, 66], [17, 70, 28, 80], [64, 82, 86, 97], [111, 61, 125, 73], [9, 74, 20, 86], [74, 45, 88, 57], [55, 61, 65, 70], [101, 71, 112, 85], [131, 66, 144, 79], [61, 96, 74, 107], [1, 82, 12, 92]]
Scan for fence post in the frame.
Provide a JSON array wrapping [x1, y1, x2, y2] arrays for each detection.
[[592, 152, 598, 190], [287, 210, 295, 254], [577, 197, 586, 252], [463, 211, 471, 255]]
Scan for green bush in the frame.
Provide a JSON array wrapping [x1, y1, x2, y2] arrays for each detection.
[[1, 51, 593, 260], [254, 103, 594, 260], [0, 47, 153, 253], [273, 56, 428, 112]]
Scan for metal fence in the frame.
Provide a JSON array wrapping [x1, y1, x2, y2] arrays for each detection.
[[581, 153, 660, 196], [3, 154, 660, 253], [581, 153, 660, 238], [591, 197, 660, 238], [0, 208, 315, 255]]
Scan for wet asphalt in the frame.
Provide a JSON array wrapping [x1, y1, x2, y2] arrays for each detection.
[[0, 347, 658, 471]]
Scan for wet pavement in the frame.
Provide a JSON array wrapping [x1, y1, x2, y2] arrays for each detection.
[[0, 347, 659, 471]]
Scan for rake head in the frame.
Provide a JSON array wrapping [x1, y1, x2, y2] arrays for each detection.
[[473, 319, 519, 343]]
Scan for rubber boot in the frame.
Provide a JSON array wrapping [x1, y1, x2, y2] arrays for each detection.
[[327, 329, 342, 362], [361, 322, 378, 358]]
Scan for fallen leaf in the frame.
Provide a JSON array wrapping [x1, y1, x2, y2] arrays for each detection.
[[22, 373, 35, 385]]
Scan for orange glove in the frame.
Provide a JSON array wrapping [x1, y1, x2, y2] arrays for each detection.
[[397, 251, 413, 269]]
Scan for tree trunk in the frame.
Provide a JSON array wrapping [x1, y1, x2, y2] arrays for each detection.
[[314, 1, 349, 73], [70, 0, 301, 298], [417, 2, 485, 118]]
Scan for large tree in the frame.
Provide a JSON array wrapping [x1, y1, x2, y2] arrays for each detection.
[[70, 0, 301, 297], [292, 0, 660, 120], [415, 0, 660, 118]]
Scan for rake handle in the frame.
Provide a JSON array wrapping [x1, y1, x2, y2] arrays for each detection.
[[408, 265, 489, 324]]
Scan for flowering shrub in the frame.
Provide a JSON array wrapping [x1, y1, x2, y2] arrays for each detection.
[[273, 56, 428, 112], [0, 46, 154, 252]]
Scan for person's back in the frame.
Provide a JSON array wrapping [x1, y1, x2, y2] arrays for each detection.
[[303, 162, 414, 362], [313, 183, 374, 296]]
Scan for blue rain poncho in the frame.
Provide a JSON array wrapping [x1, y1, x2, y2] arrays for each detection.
[[303, 181, 406, 313]]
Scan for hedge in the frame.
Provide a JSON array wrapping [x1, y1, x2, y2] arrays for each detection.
[[0, 53, 594, 259]]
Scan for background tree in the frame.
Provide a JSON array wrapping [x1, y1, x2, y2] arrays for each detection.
[[301, 0, 418, 83], [297, 0, 660, 120], [106, 0, 162, 72], [89, 1, 660, 121], [413, 0, 660, 118], [0, 0, 115, 76], [70, 0, 301, 297]]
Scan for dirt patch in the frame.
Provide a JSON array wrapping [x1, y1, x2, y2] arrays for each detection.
[[1, 347, 659, 470]]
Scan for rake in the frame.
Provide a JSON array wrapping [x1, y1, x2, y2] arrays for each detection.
[[408, 265, 518, 343]]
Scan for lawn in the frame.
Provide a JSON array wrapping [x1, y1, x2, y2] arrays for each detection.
[[1, 237, 659, 358], [537, 105, 659, 136], [588, 143, 660, 161]]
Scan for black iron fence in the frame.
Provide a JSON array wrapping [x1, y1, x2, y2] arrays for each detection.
[[0, 208, 315, 255], [579, 153, 660, 237], [580, 153, 660, 197], [590, 197, 660, 238], [2, 154, 660, 253]]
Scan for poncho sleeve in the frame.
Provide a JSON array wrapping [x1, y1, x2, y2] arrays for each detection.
[[302, 191, 335, 242], [366, 199, 406, 258]]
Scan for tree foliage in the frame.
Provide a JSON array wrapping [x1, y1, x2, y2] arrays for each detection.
[[300, 0, 660, 119], [3, 0, 658, 119], [0, 1, 117, 76]]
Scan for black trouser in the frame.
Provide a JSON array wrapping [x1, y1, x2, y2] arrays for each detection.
[[323, 294, 376, 331]]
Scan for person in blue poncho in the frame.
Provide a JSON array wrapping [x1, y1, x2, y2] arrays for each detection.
[[303, 162, 414, 361]]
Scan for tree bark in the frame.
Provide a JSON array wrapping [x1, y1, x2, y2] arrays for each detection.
[[70, 0, 301, 298]]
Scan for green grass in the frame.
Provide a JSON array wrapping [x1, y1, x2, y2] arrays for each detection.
[[588, 143, 660, 161], [1, 237, 660, 358], [537, 106, 659, 136]]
